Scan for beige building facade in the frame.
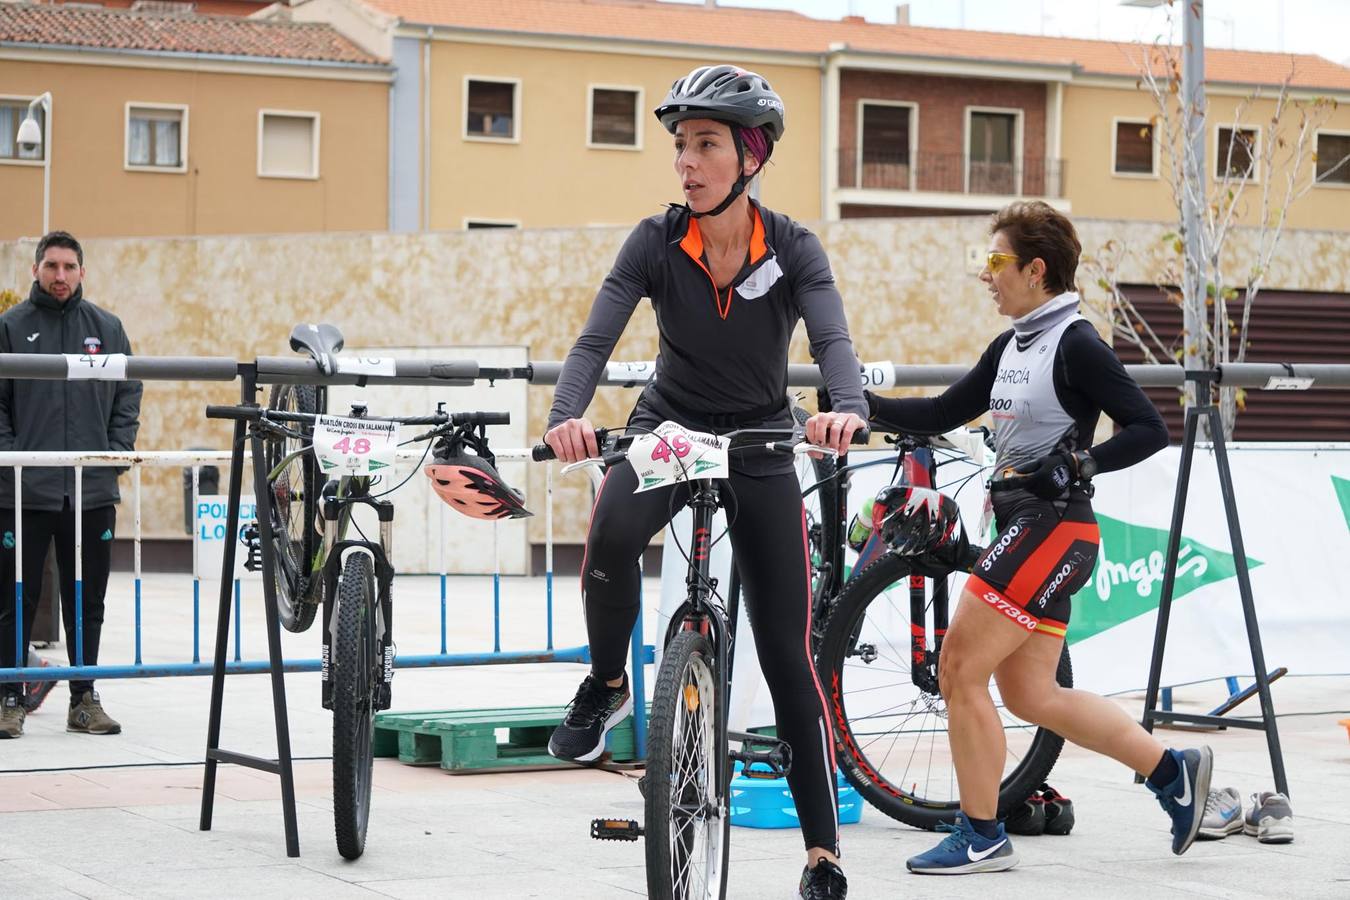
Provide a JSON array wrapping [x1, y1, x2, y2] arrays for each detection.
[[0, 3, 391, 241]]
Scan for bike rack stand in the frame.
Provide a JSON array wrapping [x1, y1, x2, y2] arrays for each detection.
[[1139, 372, 1289, 796], [198, 363, 301, 857]]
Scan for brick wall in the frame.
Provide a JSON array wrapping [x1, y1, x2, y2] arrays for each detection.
[[839, 70, 1048, 193]]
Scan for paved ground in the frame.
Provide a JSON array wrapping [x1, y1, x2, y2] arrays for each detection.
[[2, 573, 1349, 898]]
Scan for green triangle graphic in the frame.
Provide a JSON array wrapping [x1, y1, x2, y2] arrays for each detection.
[[642, 476, 664, 489], [1333, 475, 1350, 534], [1066, 513, 1262, 645], [692, 459, 719, 475]]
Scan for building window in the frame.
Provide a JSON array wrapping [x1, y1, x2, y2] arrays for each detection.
[[465, 78, 518, 140], [126, 104, 187, 171], [1315, 131, 1350, 185], [968, 109, 1019, 194], [258, 110, 320, 179], [0, 98, 45, 162], [858, 102, 914, 190], [589, 87, 640, 148], [1216, 126, 1258, 179], [1113, 119, 1154, 175]]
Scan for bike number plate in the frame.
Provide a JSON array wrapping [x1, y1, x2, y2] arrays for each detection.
[[65, 353, 128, 380], [629, 421, 729, 493], [335, 356, 396, 377], [312, 415, 398, 476]]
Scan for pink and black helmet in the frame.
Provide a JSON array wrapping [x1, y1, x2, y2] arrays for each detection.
[[424, 450, 531, 521]]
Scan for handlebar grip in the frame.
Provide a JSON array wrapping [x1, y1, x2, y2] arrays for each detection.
[[205, 405, 258, 421], [532, 443, 556, 462], [851, 427, 872, 445], [479, 412, 510, 426]]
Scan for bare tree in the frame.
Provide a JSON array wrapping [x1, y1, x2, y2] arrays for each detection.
[[1081, 13, 1346, 438]]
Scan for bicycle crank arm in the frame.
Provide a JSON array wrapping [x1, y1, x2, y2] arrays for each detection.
[[590, 818, 643, 842]]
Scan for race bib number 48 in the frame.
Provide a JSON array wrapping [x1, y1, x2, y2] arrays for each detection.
[[312, 415, 398, 476], [629, 422, 730, 493]]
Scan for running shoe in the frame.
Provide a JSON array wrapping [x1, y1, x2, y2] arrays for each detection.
[[1197, 787, 1243, 839], [1244, 791, 1294, 844], [907, 814, 1017, 875], [547, 673, 632, 763]]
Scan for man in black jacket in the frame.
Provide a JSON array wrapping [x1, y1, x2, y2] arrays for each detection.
[[0, 232, 142, 739]]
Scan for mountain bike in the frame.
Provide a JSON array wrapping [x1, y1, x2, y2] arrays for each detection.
[[807, 426, 1072, 830], [208, 398, 520, 860], [534, 421, 862, 900]]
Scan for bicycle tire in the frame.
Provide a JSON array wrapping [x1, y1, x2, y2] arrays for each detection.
[[816, 552, 1070, 831], [332, 552, 378, 860], [645, 629, 730, 900], [265, 383, 321, 633]]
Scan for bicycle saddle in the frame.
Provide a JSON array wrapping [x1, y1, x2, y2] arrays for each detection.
[[289, 323, 345, 376]]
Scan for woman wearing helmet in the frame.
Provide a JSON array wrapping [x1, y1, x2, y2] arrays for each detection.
[[544, 64, 864, 898], [865, 201, 1212, 876]]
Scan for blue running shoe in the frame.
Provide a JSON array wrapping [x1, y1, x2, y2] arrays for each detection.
[[1146, 746, 1213, 855], [906, 814, 1017, 875]]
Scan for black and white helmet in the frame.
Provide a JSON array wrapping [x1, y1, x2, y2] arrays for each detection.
[[655, 65, 786, 140]]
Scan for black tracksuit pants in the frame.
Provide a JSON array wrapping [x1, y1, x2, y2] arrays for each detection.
[[581, 461, 839, 854], [0, 501, 116, 701]]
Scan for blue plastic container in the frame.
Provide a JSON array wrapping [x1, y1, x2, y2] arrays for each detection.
[[729, 762, 863, 829]]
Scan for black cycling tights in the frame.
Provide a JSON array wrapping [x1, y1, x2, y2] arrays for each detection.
[[582, 460, 839, 855]]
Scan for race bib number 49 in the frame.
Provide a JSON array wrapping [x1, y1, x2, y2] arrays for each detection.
[[312, 415, 398, 476], [629, 421, 730, 493]]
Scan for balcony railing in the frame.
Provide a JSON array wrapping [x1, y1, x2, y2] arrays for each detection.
[[838, 148, 1066, 199]]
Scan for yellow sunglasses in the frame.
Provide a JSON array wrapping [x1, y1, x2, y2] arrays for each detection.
[[986, 252, 1020, 274]]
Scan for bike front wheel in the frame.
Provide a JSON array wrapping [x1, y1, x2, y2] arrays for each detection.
[[816, 552, 1071, 831], [332, 552, 378, 860], [644, 630, 729, 900]]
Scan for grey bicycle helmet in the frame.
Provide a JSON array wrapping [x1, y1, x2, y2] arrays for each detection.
[[656, 64, 785, 218]]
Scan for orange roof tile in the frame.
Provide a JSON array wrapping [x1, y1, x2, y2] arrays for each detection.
[[363, 0, 1350, 92], [0, 2, 384, 65]]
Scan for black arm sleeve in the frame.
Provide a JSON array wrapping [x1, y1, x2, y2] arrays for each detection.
[[1057, 323, 1168, 473], [547, 223, 651, 429], [866, 331, 1010, 435], [791, 230, 867, 419]]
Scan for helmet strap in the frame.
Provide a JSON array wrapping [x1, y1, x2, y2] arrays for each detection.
[[690, 126, 750, 220]]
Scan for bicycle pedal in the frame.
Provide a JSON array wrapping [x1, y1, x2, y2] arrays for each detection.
[[591, 818, 643, 842], [240, 523, 263, 573]]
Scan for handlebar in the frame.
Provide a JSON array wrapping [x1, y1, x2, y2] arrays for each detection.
[[530, 424, 870, 464], [206, 405, 510, 428]]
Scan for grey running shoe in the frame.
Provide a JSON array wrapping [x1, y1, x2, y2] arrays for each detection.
[[0, 693, 24, 739], [1244, 792, 1294, 844], [67, 690, 122, 735], [1197, 787, 1243, 839]]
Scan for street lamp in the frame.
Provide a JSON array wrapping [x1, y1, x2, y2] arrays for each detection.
[[14, 91, 52, 236]]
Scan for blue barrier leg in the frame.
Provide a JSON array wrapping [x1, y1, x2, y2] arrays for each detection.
[[134, 577, 142, 666], [546, 569, 554, 652], [493, 573, 501, 654], [14, 582, 22, 677], [1225, 675, 1240, 696], [233, 580, 241, 662], [1162, 686, 1173, 712], [193, 578, 200, 664], [440, 574, 447, 655], [630, 580, 648, 761]]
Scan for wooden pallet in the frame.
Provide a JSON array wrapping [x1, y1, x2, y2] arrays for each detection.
[[373, 705, 639, 773]]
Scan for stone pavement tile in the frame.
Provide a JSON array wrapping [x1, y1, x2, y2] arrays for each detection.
[[2, 858, 135, 900], [359, 869, 646, 899], [0, 789, 61, 814], [86, 861, 386, 899]]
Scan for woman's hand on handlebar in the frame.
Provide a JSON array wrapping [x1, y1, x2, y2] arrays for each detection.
[[544, 417, 600, 464], [805, 411, 868, 457]]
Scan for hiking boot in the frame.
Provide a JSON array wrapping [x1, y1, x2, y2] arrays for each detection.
[[23, 654, 56, 713], [67, 690, 122, 735], [547, 673, 632, 763], [1198, 787, 1243, 839], [1145, 746, 1213, 855], [1244, 791, 1294, 844], [0, 693, 24, 738], [798, 859, 848, 899], [907, 814, 1017, 875], [1040, 784, 1075, 835]]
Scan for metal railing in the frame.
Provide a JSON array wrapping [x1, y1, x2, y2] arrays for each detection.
[[837, 148, 1067, 198]]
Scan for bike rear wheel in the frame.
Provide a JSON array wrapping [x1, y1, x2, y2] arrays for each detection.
[[265, 383, 321, 632], [816, 552, 1070, 831], [332, 552, 378, 860], [644, 630, 729, 900]]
